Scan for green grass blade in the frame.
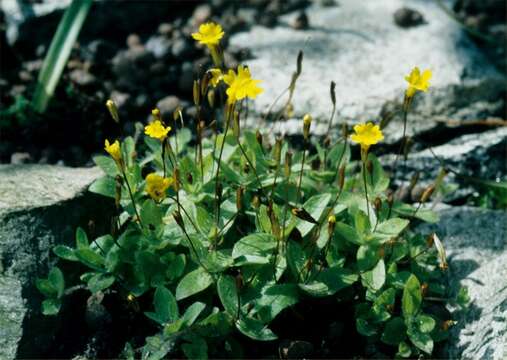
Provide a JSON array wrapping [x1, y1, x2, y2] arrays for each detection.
[[32, 0, 92, 113]]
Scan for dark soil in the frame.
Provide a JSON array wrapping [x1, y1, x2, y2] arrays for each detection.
[[0, 0, 309, 166]]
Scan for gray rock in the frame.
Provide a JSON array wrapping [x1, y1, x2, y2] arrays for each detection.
[[0, 165, 110, 359], [156, 95, 187, 120], [146, 35, 172, 60], [416, 206, 507, 360], [383, 127, 507, 201], [230, 0, 504, 143], [10, 152, 32, 165]]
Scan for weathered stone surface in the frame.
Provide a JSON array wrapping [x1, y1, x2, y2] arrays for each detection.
[[382, 127, 507, 200], [416, 206, 507, 360], [0, 165, 111, 359], [232, 0, 504, 142]]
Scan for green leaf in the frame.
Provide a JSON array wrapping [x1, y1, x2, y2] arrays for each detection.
[[397, 341, 411, 358], [74, 248, 105, 271], [361, 259, 386, 291], [370, 218, 409, 243], [357, 245, 380, 271], [217, 275, 239, 317], [31, 0, 93, 113], [42, 298, 61, 316], [181, 301, 207, 327], [402, 274, 422, 318], [407, 326, 433, 354], [416, 314, 436, 333], [253, 284, 299, 323], [176, 268, 214, 300], [335, 222, 363, 245], [356, 318, 377, 336], [381, 317, 407, 345], [372, 288, 396, 322], [48, 267, 65, 298], [53, 245, 78, 261], [197, 311, 233, 338], [36, 278, 57, 298], [235, 317, 277, 341], [232, 233, 277, 265], [93, 155, 118, 176], [76, 227, 88, 249], [153, 286, 179, 324], [87, 273, 115, 294], [299, 267, 358, 297], [89, 176, 116, 198], [182, 335, 208, 360], [366, 153, 389, 194], [140, 199, 163, 229], [295, 193, 331, 237], [286, 240, 306, 279]]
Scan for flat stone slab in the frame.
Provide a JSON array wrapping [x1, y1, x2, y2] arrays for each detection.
[[0, 165, 106, 359], [417, 206, 507, 360], [232, 0, 504, 142]]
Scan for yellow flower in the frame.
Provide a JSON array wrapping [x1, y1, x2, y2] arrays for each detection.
[[350, 122, 384, 151], [104, 139, 121, 163], [405, 67, 432, 98], [145, 173, 173, 202], [144, 120, 171, 141], [209, 68, 223, 87], [223, 65, 263, 103], [191, 22, 224, 47]]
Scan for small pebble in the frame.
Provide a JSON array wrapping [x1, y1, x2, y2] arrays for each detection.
[[394, 7, 426, 28]]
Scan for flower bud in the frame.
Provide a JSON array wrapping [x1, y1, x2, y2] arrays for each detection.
[[252, 195, 260, 209], [236, 186, 244, 212], [173, 168, 180, 192], [207, 89, 215, 107], [341, 123, 348, 138], [193, 80, 200, 106], [296, 50, 303, 77], [106, 99, 120, 123], [366, 159, 374, 174], [421, 283, 429, 297], [187, 172, 193, 184], [291, 207, 318, 224], [378, 245, 385, 258], [303, 114, 312, 140], [151, 108, 161, 122], [284, 151, 293, 178], [327, 214, 336, 236], [426, 233, 435, 247], [273, 137, 282, 165], [374, 197, 382, 213], [201, 71, 211, 95], [330, 81, 336, 106], [338, 165, 346, 190], [173, 211, 185, 231], [420, 185, 435, 203], [255, 130, 263, 148], [323, 136, 331, 148], [233, 110, 240, 138]]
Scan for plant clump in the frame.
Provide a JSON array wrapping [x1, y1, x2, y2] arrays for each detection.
[[37, 22, 468, 359]]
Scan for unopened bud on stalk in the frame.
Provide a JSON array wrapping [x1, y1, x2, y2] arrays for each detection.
[[338, 165, 346, 190], [201, 72, 211, 95], [426, 233, 435, 247], [187, 172, 193, 184], [106, 99, 120, 123], [327, 214, 336, 236], [330, 81, 336, 106], [303, 114, 312, 140], [115, 175, 123, 209], [296, 50, 303, 77], [233, 111, 240, 137], [284, 151, 293, 178], [151, 108, 161, 122], [274, 137, 282, 164], [409, 171, 420, 191], [173, 211, 185, 231], [252, 195, 260, 209], [378, 245, 385, 258], [173, 168, 180, 192], [387, 191, 394, 207], [421, 283, 429, 297], [374, 197, 382, 212], [255, 130, 263, 148], [403, 137, 414, 159], [236, 187, 244, 212], [207, 89, 215, 107], [420, 185, 435, 203], [323, 136, 331, 148], [366, 159, 373, 174], [193, 80, 200, 106], [341, 124, 348, 138]]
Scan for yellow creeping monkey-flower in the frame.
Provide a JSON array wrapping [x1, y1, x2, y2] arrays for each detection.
[[350, 122, 384, 152], [145, 173, 173, 202], [209, 68, 223, 87], [191, 22, 224, 47], [405, 67, 432, 98], [144, 120, 171, 141], [104, 139, 122, 163], [223, 65, 263, 103]]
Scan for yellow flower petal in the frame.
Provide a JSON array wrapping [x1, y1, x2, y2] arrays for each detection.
[[104, 139, 121, 162], [191, 22, 224, 47], [405, 66, 432, 97], [145, 173, 173, 202], [350, 122, 384, 150], [144, 120, 171, 141]]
